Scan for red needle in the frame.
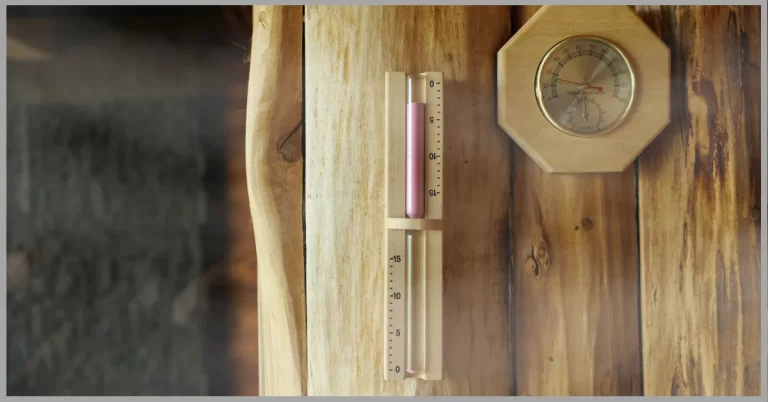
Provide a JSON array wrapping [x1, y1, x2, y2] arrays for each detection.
[[556, 78, 603, 92]]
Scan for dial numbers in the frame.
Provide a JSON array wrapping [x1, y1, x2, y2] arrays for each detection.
[[535, 36, 635, 136]]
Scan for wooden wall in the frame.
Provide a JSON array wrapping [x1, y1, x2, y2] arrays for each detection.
[[242, 5, 762, 396], [633, 5, 762, 396]]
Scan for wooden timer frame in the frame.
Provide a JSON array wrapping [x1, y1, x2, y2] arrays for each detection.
[[497, 6, 671, 173], [383, 72, 444, 381]]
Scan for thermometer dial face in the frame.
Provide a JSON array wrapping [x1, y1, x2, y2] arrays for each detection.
[[535, 36, 636, 136]]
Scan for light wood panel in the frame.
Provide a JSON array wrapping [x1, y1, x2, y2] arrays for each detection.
[[635, 5, 761, 396], [305, 5, 511, 396], [511, 5, 642, 396], [244, 5, 306, 396]]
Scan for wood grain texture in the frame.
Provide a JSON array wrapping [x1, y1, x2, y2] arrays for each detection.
[[244, 5, 306, 396], [305, 6, 511, 396], [511, 5, 642, 396], [635, 5, 761, 396]]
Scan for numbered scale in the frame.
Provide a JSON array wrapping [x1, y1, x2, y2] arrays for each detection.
[[383, 72, 443, 381], [534, 35, 636, 137]]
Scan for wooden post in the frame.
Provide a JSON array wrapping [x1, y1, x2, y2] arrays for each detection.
[[245, 5, 306, 396]]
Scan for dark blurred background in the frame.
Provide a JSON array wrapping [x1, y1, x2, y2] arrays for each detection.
[[6, 6, 257, 395]]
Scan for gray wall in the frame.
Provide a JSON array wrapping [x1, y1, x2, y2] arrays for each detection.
[[7, 7, 243, 395]]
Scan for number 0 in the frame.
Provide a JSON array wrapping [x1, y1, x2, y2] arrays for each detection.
[[429, 80, 435, 87]]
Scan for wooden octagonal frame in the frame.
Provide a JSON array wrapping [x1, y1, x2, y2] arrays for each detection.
[[497, 6, 670, 173]]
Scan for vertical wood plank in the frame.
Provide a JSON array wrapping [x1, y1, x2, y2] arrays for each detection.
[[511, 5, 643, 396], [305, 6, 511, 396], [245, 5, 306, 396], [635, 5, 761, 396]]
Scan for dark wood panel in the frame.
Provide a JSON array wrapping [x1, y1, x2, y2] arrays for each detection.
[[635, 5, 762, 396], [510, 5, 642, 396]]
